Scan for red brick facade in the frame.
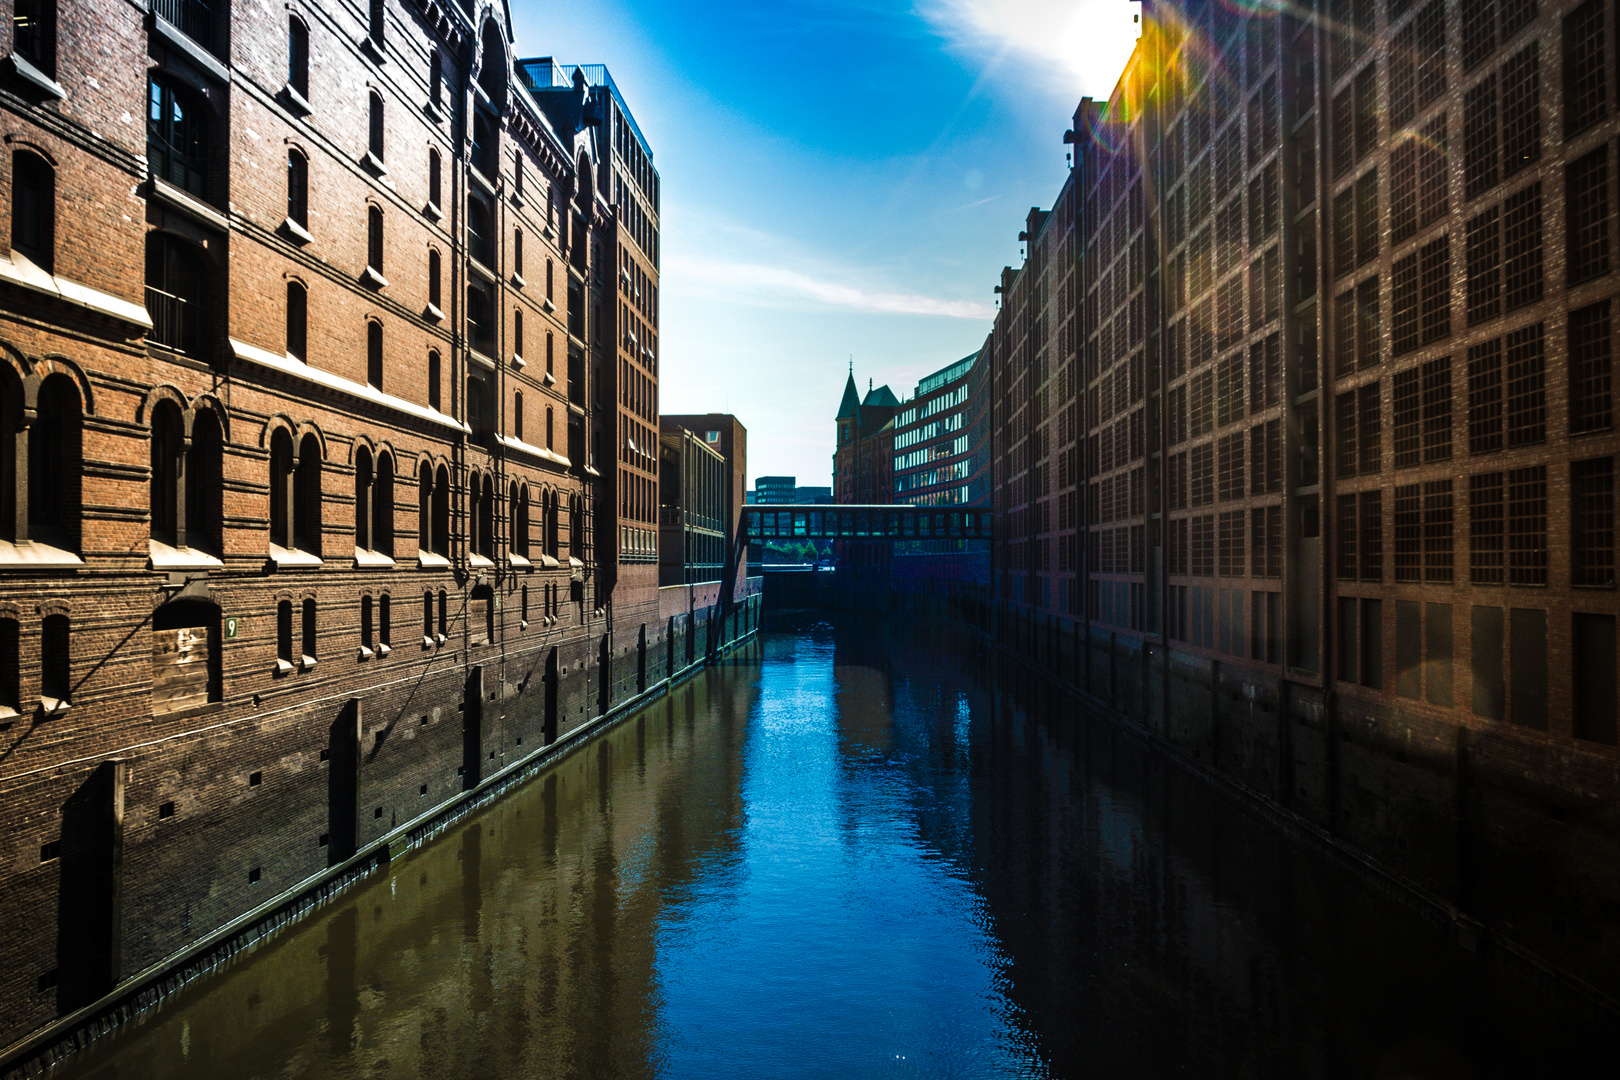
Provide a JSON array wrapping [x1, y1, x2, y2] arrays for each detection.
[[0, 0, 754, 1058]]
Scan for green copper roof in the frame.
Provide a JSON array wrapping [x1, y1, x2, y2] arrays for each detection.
[[836, 371, 860, 420], [863, 384, 900, 408]]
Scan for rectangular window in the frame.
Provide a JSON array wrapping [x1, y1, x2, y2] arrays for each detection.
[[1394, 483, 1422, 582], [1500, 43, 1541, 180], [1423, 479, 1454, 582], [1420, 236, 1451, 343], [1218, 510, 1245, 578], [1336, 391, 1358, 479], [1426, 603, 1454, 706], [1501, 182, 1543, 310], [1218, 432, 1244, 501], [1360, 489, 1383, 581], [1337, 493, 1358, 579], [1507, 465, 1548, 585], [1468, 338, 1505, 454], [1396, 599, 1421, 698], [1393, 367, 1422, 467], [301, 598, 317, 662], [1471, 472, 1506, 584], [1463, 74, 1499, 198], [1359, 381, 1382, 474], [1510, 607, 1548, 730], [1573, 613, 1618, 744], [1392, 252, 1420, 354], [1504, 322, 1546, 447], [1473, 605, 1506, 719], [1417, 113, 1449, 228], [1356, 169, 1379, 267], [1420, 356, 1452, 462], [1566, 147, 1611, 284], [277, 600, 293, 663], [1361, 597, 1383, 688], [1191, 515, 1215, 577], [1570, 300, 1613, 433], [1465, 206, 1501, 325], [1573, 456, 1616, 588]]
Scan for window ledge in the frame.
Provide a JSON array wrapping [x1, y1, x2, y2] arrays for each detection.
[[362, 152, 394, 188], [361, 266, 388, 290], [148, 176, 230, 233], [0, 538, 84, 569], [511, 353, 526, 369], [150, 14, 230, 84], [422, 635, 435, 649], [424, 100, 445, 123], [567, 401, 586, 417], [569, 557, 584, 569], [542, 298, 559, 315], [468, 348, 497, 371], [468, 167, 497, 196], [149, 539, 223, 571], [542, 371, 556, 386], [469, 258, 497, 283], [425, 200, 442, 222], [6, 52, 65, 99], [510, 553, 532, 568], [38, 697, 69, 718], [231, 338, 470, 437], [435, 632, 447, 646], [358, 646, 374, 660], [281, 217, 314, 245], [540, 555, 560, 569], [300, 655, 318, 670], [424, 302, 444, 322], [281, 83, 313, 117], [354, 548, 395, 568], [417, 550, 451, 568], [469, 553, 495, 568], [377, 642, 391, 656], [361, 35, 387, 64], [520, 619, 529, 630], [511, 272, 526, 289], [275, 658, 295, 675], [0, 251, 152, 329], [267, 543, 323, 569], [494, 434, 571, 471]]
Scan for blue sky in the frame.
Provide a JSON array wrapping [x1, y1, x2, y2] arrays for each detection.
[[509, 0, 1140, 487]]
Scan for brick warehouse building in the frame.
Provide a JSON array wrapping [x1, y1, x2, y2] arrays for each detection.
[[0, 0, 757, 1058], [988, 0, 1620, 1006]]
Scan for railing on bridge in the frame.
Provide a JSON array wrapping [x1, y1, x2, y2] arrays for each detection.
[[741, 504, 993, 542]]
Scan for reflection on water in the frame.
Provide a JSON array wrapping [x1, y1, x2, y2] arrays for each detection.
[[60, 615, 1609, 1079]]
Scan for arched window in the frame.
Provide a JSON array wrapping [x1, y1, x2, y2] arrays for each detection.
[[287, 280, 307, 360], [467, 196, 494, 268], [470, 584, 493, 646], [367, 318, 383, 389], [368, 91, 385, 160], [287, 149, 308, 228], [41, 612, 69, 708], [11, 151, 54, 272], [512, 482, 529, 558], [361, 594, 374, 650], [546, 405, 554, 451], [513, 390, 524, 441], [373, 451, 393, 559], [367, 205, 384, 274], [472, 472, 494, 559], [429, 49, 442, 112], [150, 400, 184, 547], [428, 248, 441, 310], [417, 461, 433, 553], [546, 258, 553, 300], [148, 75, 209, 198], [354, 445, 373, 550], [189, 407, 224, 554], [432, 463, 450, 554], [288, 17, 309, 100], [546, 490, 559, 558], [295, 433, 322, 555], [146, 234, 205, 355], [368, 0, 384, 46], [514, 228, 524, 278], [514, 308, 523, 361], [428, 349, 442, 410], [31, 375, 80, 552], [270, 428, 294, 549], [428, 148, 441, 208]]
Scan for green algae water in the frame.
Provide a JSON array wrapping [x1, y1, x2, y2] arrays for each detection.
[[56, 614, 1609, 1079]]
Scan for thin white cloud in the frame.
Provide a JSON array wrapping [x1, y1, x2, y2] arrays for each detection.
[[917, 0, 1141, 100], [670, 253, 996, 320]]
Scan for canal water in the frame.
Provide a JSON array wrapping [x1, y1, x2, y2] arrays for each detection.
[[58, 614, 1610, 1079]]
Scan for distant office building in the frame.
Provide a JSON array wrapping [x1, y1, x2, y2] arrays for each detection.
[[755, 476, 798, 504], [663, 414, 749, 584], [891, 351, 991, 584], [659, 425, 728, 585]]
